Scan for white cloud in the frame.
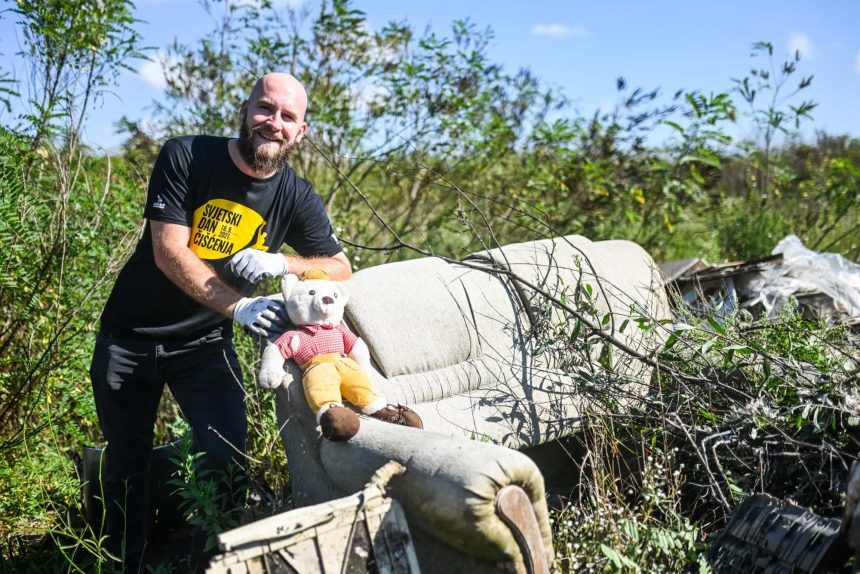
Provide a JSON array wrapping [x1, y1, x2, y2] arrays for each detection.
[[137, 53, 179, 90], [531, 24, 588, 39], [787, 32, 813, 60], [855, 50, 860, 74], [138, 57, 167, 90]]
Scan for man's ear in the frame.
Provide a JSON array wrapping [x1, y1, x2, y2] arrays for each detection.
[[296, 122, 309, 143], [239, 100, 248, 118]]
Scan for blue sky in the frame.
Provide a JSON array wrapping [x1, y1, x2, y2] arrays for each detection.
[[1, 0, 859, 152]]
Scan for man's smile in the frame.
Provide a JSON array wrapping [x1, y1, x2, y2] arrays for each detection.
[[256, 133, 282, 143]]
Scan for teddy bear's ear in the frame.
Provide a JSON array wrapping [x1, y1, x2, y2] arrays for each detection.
[[336, 283, 349, 305], [281, 274, 300, 300]]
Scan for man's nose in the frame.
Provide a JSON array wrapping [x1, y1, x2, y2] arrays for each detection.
[[266, 113, 284, 131]]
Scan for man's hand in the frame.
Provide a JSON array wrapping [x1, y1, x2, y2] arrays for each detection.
[[230, 248, 289, 283], [233, 297, 287, 338]]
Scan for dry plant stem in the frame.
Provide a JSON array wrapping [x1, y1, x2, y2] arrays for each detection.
[[768, 421, 850, 460], [207, 425, 261, 466], [221, 348, 266, 467], [667, 415, 732, 511]]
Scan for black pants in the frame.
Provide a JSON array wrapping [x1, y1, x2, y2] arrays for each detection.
[[89, 330, 247, 572]]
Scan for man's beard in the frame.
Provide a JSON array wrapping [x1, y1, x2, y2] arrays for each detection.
[[236, 120, 299, 175]]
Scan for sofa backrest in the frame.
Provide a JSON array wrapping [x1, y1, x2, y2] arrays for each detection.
[[344, 257, 525, 401], [345, 258, 481, 378], [470, 235, 671, 372]]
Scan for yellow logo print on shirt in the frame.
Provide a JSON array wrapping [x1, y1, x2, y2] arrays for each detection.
[[190, 199, 268, 259]]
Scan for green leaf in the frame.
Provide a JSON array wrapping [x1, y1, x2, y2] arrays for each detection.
[[569, 320, 582, 341], [663, 333, 678, 350], [723, 344, 753, 355], [722, 348, 736, 367], [698, 409, 719, 423], [664, 120, 685, 133], [600, 544, 623, 568], [705, 315, 726, 335]]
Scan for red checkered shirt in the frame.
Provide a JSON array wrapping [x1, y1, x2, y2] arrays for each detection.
[[274, 324, 358, 368]]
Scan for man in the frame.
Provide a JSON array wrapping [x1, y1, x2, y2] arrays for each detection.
[[90, 73, 349, 572]]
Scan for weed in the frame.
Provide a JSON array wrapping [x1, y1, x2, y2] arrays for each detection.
[[168, 434, 248, 555]]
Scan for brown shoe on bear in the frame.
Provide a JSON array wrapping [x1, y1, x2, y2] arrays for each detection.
[[320, 406, 361, 441], [370, 405, 423, 429]]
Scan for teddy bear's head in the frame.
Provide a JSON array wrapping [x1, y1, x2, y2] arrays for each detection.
[[282, 269, 348, 327]]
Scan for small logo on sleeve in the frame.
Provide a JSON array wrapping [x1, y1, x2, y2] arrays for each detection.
[[153, 195, 166, 210]]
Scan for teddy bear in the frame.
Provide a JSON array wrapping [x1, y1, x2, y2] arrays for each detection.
[[257, 269, 423, 441]]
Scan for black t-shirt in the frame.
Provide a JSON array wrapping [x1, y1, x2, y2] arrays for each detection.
[[100, 135, 342, 340]]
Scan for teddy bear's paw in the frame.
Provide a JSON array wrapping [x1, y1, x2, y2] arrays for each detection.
[[258, 364, 287, 389], [258, 343, 290, 389], [320, 406, 360, 441], [370, 405, 423, 429]]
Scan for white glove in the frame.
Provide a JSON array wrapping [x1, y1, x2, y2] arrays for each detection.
[[229, 248, 288, 283], [233, 297, 287, 338]]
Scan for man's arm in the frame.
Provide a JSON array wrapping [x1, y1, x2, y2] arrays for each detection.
[[286, 251, 352, 281], [151, 220, 245, 318], [230, 248, 352, 283]]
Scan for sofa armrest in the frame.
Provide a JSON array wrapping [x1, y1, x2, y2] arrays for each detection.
[[320, 418, 554, 572]]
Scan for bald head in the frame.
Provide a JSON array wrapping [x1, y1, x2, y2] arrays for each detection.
[[247, 73, 308, 121]]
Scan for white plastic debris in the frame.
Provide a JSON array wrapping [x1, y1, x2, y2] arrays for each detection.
[[747, 235, 860, 320]]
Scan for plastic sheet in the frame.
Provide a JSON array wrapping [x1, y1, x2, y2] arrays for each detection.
[[747, 235, 860, 320]]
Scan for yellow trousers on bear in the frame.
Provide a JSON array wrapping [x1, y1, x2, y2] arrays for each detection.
[[302, 353, 382, 414]]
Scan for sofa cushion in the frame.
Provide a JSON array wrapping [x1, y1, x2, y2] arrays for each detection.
[[345, 258, 482, 378]]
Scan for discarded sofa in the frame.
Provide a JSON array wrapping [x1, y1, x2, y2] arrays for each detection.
[[268, 234, 671, 574]]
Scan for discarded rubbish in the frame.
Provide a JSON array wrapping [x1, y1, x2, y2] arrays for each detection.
[[749, 235, 860, 320], [706, 493, 847, 573], [206, 460, 419, 574], [662, 235, 860, 323]]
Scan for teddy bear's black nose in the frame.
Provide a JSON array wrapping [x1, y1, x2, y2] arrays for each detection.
[[322, 296, 334, 305]]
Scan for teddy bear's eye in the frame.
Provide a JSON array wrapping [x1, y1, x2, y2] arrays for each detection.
[[309, 290, 316, 296], [333, 293, 338, 298]]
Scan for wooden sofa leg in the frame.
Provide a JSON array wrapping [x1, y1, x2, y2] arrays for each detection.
[[495, 485, 550, 574]]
